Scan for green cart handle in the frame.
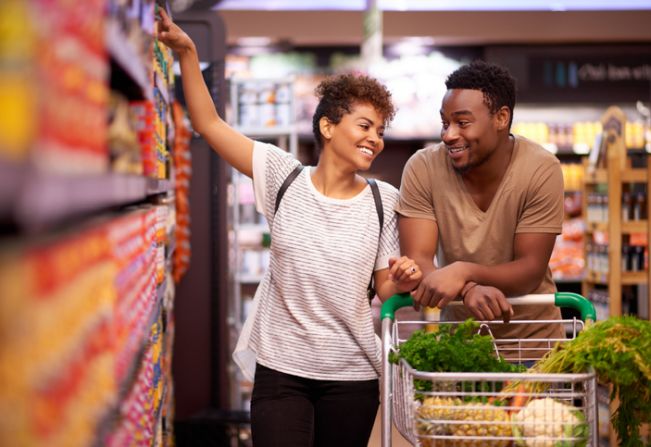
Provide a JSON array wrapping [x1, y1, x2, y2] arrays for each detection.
[[380, 291, 596, 323]]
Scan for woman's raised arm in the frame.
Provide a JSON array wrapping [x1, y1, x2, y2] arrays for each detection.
[[157, 8, 253, 177]]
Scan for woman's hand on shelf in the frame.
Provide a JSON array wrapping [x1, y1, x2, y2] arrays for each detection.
[[156, 8, 196, 56]]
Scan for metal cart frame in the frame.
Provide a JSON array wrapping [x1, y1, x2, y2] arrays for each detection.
[[380, 292, 599, 447]]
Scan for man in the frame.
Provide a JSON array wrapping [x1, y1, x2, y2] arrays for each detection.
[[396, 60, 564, 342]]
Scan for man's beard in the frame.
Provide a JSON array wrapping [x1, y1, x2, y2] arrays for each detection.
[[451, 149, 492, 174]]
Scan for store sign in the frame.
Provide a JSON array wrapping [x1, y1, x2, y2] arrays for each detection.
[[577, 62, 651, 82], [525, 52, 651, 102]]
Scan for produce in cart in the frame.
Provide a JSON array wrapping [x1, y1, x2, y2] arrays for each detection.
[[380, 293, 599, 447], [389, 319, 526, 386], [511, 397, 588, 447], [417, 397, 512, 446], [392, 320, 527, 446], [521, 316, 651, 447]]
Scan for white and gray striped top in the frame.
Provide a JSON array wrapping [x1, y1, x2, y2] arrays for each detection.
[[233, 142, 400, 381]]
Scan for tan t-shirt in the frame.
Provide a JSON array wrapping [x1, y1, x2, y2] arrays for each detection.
[[396, 135, 564, 345]]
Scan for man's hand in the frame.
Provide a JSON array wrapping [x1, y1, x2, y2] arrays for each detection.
[[463, 284, 513, 322], [410, 262, 467, 309]]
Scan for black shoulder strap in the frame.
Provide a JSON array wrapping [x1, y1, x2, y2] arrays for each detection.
[[366, 178, 383, 302], [274, 164, 304, 215], [275, 168, 383, 228], [366, 178, 383, 230]]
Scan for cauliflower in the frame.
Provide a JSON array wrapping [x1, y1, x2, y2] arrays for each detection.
[[512, 397, 588, 447]]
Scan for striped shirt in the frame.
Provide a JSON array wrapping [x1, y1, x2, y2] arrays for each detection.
[[233, 142, 400, 381]]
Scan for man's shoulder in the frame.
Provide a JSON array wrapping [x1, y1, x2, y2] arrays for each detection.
[[414, 141, 445, 157], [514, 135, 560, 166], [405, 142, 446, 170]]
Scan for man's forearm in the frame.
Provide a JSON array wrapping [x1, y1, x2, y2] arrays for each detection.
[[414, 256, 437, 277], [456, 261, 546, 296]]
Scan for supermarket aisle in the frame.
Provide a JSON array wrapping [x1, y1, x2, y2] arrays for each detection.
[[0, 1, 183, 445], [367, 410, 411, 447]]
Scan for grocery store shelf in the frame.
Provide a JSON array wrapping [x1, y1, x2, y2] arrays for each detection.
[[106, 19, 151, 100], [554, 277, 584, 284], [583, 270, 608, 285], [622, 168, 648, 183], [584, 269, 649, 286], [96, 281, 164, 443], [585, 168, 648, 184], [584, 169, 607, 184], [622, 271, 648, 285], [9, 170, 172, 232], [235, 126, 296, 138], [0, 158, 25, 218], [146, 177, 173, 195], [622, 220, 648, 233], [586, 219, 648, 235], [585, 221, 608, 233]]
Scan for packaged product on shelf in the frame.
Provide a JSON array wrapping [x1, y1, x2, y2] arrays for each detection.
[[108, 92, 143, 174], [276, 102, 292, 127], [560, 163, 584, 192], [108, 210, 158, 385], [130, 99, 157, 177], [153, 86, 169, 179], [625, 120, 647, 149], [105, 328, 158, 447], [233, 79, 295, 129], [239, 103, 260, 128], [550, 217, 584, 280], [0, 0, 37, 161], [238, 177, 257, 225], [0, 225, 117, 447], [259, 102, 277, 127], [33, 0, 110, 175], [633, 191, 646, 220], [171, 102, 192, 284]]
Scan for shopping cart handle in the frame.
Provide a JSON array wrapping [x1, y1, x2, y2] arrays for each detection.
[[380, 293, 413, 320], [555, 292, 596, 322], [380, 291, 596, 322]]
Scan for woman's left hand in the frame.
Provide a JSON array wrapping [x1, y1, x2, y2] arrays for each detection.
[[388, 256, 422, 292]]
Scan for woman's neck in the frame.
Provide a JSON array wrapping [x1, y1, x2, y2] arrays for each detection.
[[311, 162, 366, 199]]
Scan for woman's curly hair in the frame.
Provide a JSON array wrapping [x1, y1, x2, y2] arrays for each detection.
[[312, 73, 396, 148], [445, 60, 516, 129]]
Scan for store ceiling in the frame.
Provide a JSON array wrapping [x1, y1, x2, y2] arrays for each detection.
[[215, 0, 651, 11]]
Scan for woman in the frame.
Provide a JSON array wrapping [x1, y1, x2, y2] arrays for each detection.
[[157, 9, 421, 446]]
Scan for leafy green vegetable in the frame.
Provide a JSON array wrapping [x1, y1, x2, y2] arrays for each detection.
[[390, 319, 525, 394], [530, 316, 651, 447]]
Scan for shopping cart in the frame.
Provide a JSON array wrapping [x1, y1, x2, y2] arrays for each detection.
[[380, 292, 599, 447]]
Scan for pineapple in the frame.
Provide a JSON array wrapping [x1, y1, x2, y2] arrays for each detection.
[[416, 397, 459, 446], [449, 402, 511, 446], [416, 398, 511, 447]]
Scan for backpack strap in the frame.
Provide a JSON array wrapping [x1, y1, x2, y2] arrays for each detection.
[[366, 178, 383, 301], [274, 167, 384, 301], [366, 178, 383, 230], [274, 164, 304, 216]]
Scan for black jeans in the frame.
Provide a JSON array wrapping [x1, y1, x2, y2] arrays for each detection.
[[251, 363, 379, 447]]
